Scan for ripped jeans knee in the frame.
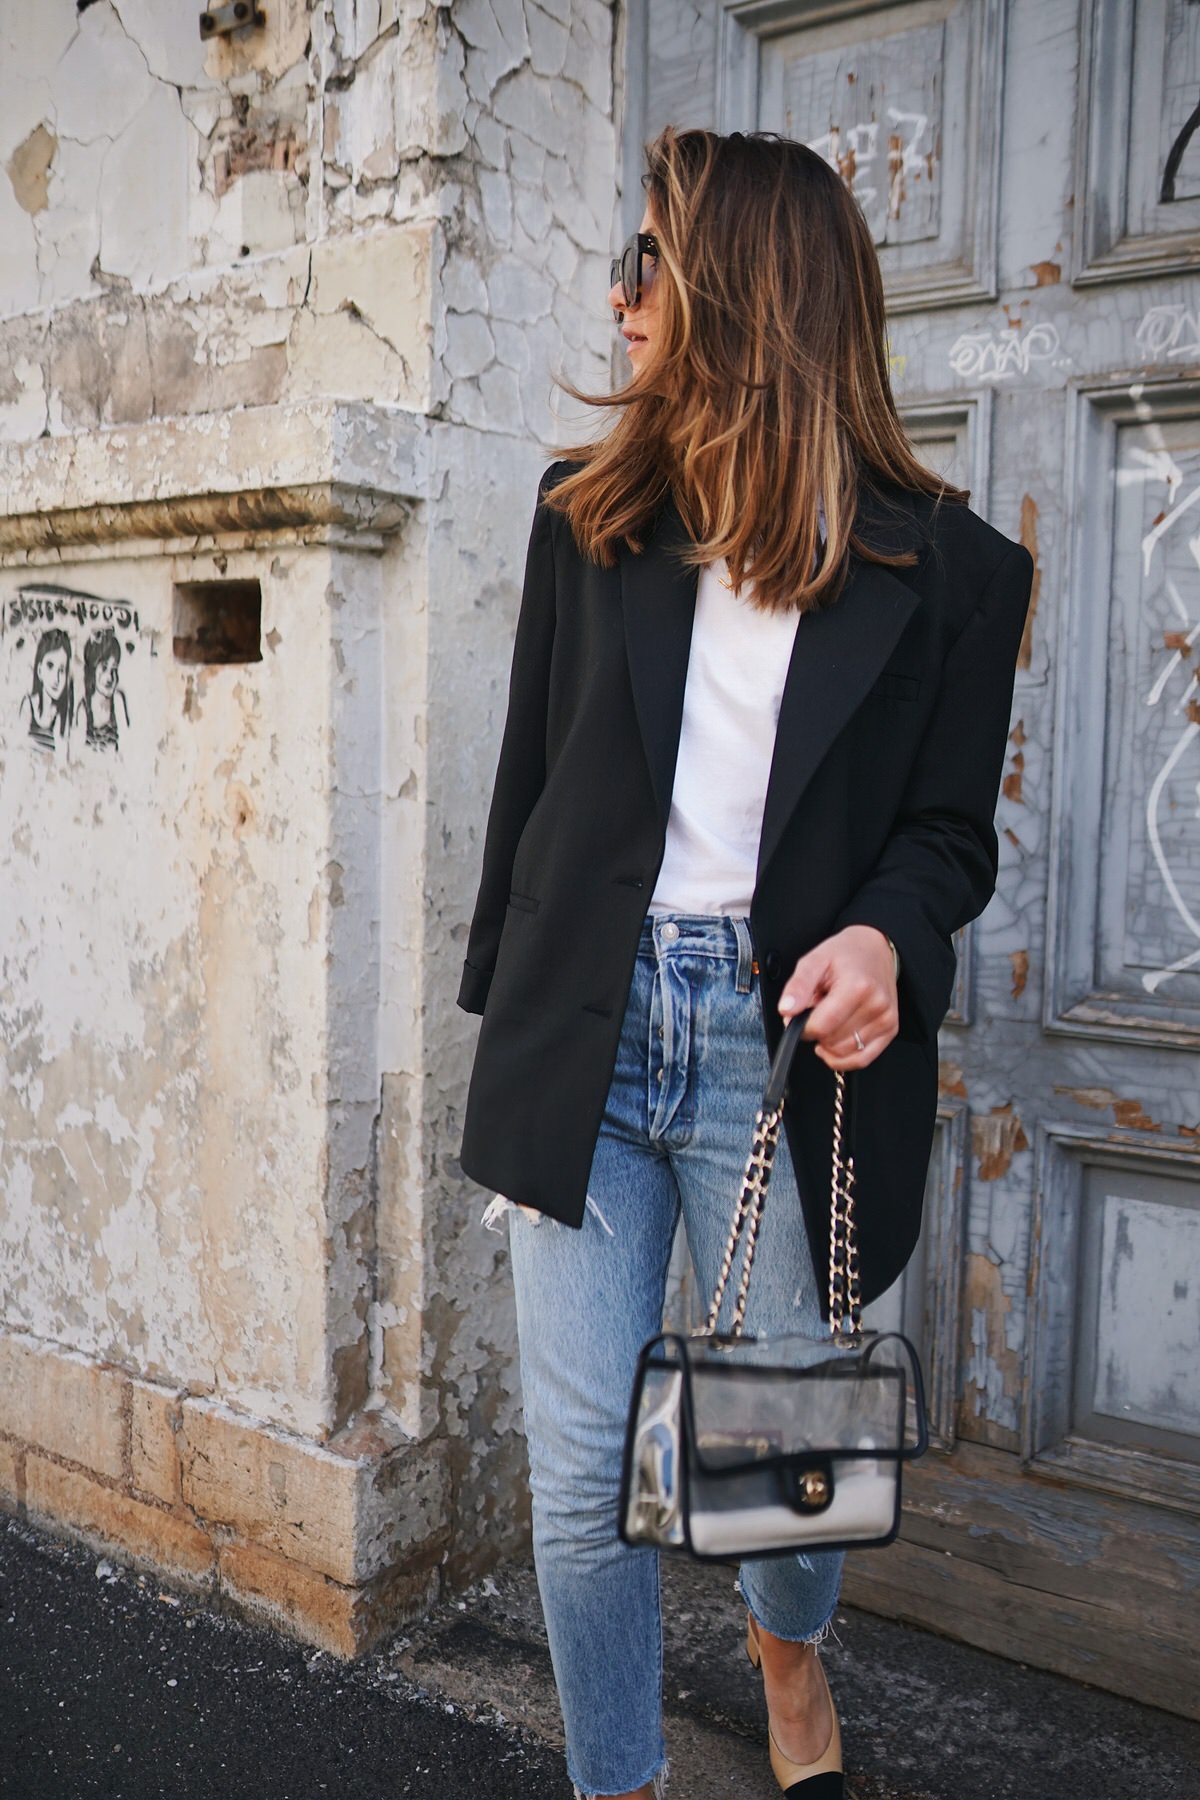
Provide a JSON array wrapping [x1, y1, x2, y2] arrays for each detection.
[[480, 1192, 615, 1236]]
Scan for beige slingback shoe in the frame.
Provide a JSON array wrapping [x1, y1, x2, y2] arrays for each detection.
[[746, 1612, 844, 1797]]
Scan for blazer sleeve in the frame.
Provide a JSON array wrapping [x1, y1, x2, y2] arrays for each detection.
[[831, 540, 1034, 1044], [456, 468, 560, 1015]]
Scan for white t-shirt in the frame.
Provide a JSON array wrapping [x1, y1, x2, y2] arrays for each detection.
[[647, 557, 801, 917]]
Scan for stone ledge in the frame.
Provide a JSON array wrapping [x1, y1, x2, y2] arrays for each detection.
[[0, 483, 414, 554], [0, 401, 433, 553]]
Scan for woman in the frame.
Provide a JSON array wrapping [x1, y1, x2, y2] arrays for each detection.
[[457, 128, 1033, 1800]]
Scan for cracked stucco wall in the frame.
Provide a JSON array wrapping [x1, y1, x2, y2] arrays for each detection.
[[1, 0, 620, 1600], [0, 1, 614, 443], [0, 538, 349, 1436]]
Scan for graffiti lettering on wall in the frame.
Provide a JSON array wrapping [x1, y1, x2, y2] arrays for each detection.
[[808, 108, 933, 224], [1136, 304, 1200, 362], [948, 322, 1062, 382], [1116, 433, 1200, 994], [1160, 95, 1200, 204], [2, 584, 147, 759]]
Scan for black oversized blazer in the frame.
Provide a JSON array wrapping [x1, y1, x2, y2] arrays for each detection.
[[456, 462, 1034, 1312]]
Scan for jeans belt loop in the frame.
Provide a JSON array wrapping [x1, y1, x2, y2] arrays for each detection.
[[732, 916, 755, 993]]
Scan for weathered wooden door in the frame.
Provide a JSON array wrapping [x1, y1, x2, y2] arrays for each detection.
[[630, 0, 1200, 1716]]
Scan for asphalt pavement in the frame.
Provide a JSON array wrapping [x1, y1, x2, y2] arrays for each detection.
[[2, 1511, 1198, 1800]]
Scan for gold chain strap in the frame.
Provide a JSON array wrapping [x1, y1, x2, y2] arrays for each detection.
[[703, 1102, 781, 1337], [827, 1069, 861, 1339], [702, 1067, 861, 1342]]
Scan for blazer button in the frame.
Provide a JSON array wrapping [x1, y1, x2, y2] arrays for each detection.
[[764, 950, 782, 981]]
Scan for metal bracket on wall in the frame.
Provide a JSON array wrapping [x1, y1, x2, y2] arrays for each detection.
[[199, 2, 266, 39]]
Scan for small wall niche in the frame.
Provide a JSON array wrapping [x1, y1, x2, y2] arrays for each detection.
[[173, 579, 263, 664]]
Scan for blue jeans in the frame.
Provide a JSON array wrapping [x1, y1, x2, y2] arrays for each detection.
[[503, 913, 844, 1798]]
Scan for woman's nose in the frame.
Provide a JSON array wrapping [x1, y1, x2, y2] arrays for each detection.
[[607, 278, 628, 315]]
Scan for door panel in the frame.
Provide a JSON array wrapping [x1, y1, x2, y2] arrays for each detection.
[[1028, 1126, 1200, 1514], [632, 0, 1200, 1713], [1075, 0, 1200, 281], [725, 0, 1004, 307], [863, 1098, 967, 1448], [1083, 1183, 1200, 1450], [1048, 381, 1200, 1044]]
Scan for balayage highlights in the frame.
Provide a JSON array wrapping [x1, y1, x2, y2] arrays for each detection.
[[547, 127, 967, 614]]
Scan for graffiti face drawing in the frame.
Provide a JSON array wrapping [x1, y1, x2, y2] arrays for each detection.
[[20, 628, 73, 751], [79, 627, 130, 751], [6, 588, 143, 760], [40, 646, 68, 699]]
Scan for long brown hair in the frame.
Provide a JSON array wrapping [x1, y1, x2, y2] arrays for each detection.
[[546, 127, 966, 613]]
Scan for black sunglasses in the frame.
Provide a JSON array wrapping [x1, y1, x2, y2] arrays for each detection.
[[610, 231, 659, 308]]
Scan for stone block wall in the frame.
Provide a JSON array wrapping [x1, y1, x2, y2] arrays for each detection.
[[0, 1327, 448, 1654], [0, 1, 622, 1652]]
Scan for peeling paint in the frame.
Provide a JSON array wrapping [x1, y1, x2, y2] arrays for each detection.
[[938, 1061, 968, 1099], [0, 1, 617, 1638], [971, 1104, 1030, 1182], [962, 1252, 1023, 1443], [213, 122, 309, 198], [1052, 1086, 1162, 1132], [1002, 717, 1026, 803], [624, 0, 1200, 1705], [7, 123, 56, 216], [1016, 497, 1039, 669], [1009, 949, 1029, 999]]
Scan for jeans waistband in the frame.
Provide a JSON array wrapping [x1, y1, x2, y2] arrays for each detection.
[[637, 912, 757, 993]]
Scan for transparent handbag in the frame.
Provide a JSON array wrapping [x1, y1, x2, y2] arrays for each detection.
[[619, 1010, 928, 1560]]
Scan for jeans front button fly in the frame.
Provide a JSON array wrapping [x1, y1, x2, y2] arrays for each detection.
[[660, 921, 679, 942]]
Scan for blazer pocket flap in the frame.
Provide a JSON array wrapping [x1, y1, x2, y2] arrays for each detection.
[[867, 670, 922, 702], [507, 889, 540, 913]]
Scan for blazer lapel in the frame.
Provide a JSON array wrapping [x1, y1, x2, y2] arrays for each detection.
[[755, 554, 921, 881], [619, 482, 924, 864], [619, 492, 700, 829]]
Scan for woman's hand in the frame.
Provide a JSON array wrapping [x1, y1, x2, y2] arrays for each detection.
[[777, 925, 898, 1069]]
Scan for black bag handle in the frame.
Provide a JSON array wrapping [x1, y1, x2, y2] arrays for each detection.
[[765, 1011, 858, 1164], [862, 1331, 930, 1460], [763, 1010, 812, 1110]]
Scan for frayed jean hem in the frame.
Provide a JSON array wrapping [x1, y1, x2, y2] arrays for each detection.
[[571, 1757, 669, 1799], [739, 1586, 838, 1649]]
